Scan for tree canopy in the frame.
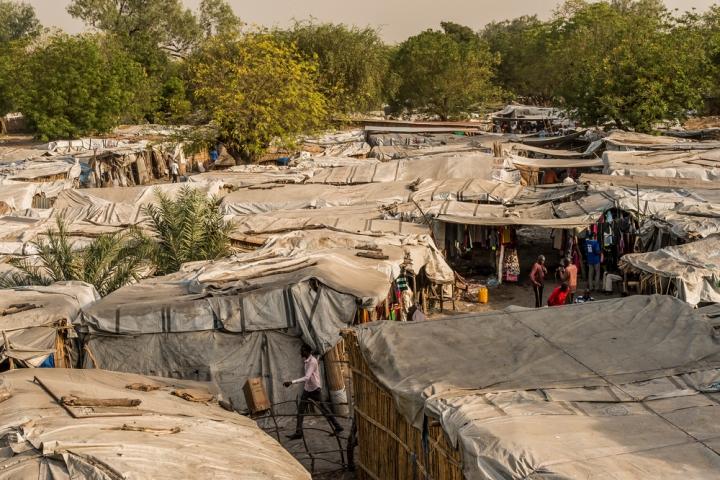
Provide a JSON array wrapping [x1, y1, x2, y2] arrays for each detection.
[[0, 0, 40, 43], [16, 34, 150, 140], [4, 0, 720, 139], [481, 15, 554, 102], [0, 1, 41, 116], [547, 0, 710, 131], [279, 21, 389, 114], [389, 24, 501, 120], [189, 32, 327, 162]]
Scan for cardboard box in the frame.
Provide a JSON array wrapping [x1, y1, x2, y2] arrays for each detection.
[[243, 377, 270, 413]]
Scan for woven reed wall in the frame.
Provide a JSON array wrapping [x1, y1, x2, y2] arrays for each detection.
[[343, 330, 463, 480]]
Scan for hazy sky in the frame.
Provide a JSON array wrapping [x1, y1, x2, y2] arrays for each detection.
[[26, 0, 720, 43]]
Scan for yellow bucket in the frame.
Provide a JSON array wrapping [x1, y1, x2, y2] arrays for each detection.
[[477, 286, 489, 304]]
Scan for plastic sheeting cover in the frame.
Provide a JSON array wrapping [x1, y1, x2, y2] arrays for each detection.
[[353, 295, 720, 479], [0, 368, 310, 479]]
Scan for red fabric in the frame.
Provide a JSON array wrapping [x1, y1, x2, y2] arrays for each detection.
[[547, 287, 569, 306]]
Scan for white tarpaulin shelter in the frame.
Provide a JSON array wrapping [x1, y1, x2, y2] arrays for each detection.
[[0, 157, 80, 182], [620, 236, 720, 305], [0, 180, 72, 212], [350, 295, 720, 479], [603, 131, 720, 151], [0, 368, 310, 479], [0, 282, 98, 367], [221, 182, 412, 215], [78, 229, 453, 411], [604, 149, 720, 180], [507, 154, 604, 169]]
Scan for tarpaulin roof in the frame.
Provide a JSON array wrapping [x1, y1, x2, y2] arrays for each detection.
[[307, 154, 496, 185], [508, 154, 604, 169], [491, 104, 560, 120], [507, 140, 604, 158], [221, 182, 412, 215], [353, 295, 720, 479], [54, 181, 224, 209], [647, 204, 720, 240], [229, 205, 429, 238], [604, 131, 720, 151], [580, 172, 720, 190], [79, 229, 452, 410], [0, 179, 72, 211], [620, 237, 720, 305], [604, 149, 720, 181], [0, 282, 98, 366], [0, 157, 80, 181], [0, 368, 310, 479]]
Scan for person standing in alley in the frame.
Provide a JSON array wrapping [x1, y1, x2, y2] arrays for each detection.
[[170, 160, 179, 183], [284, 344, 343, 440], [563, 257, 578, 303], [530, 255, 547, 308], [585, 237, 601, 291]]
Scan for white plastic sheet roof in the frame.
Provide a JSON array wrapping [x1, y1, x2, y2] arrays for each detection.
[[0, 368, 310, 479], [620, 236, 720, 305]]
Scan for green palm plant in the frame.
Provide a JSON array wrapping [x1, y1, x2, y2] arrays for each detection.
[[0, 216, 155, 296], [144, 186, 234, 275]]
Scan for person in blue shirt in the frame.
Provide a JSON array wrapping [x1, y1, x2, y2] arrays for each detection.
[[585, 238, 601, 291], [209, 147, 219, 164]]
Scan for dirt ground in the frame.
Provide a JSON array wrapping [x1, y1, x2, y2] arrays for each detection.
[[444, 279, 619, 316]]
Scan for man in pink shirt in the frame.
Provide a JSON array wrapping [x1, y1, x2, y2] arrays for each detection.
[[284, 344, 343, 440]]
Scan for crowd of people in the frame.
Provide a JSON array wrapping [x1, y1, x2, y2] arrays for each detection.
[[530, 254, 595, 308]]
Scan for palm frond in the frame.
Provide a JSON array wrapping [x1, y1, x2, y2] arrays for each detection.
[[145, 187, 234, 274]]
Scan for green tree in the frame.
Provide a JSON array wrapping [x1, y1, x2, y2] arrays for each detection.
[[439, 21, 478, 45], [0, 217, 153, 296], [0, 0, 40, 43], [280, 21, 390, 113], [67, 0, 200, 66], [199, 0, 242, 38], [0, 1, 41, 116], [548, 0, 710, 131], [144, 187, 234, 275], [389, 24, 501, 120], [695, 6, 720, 114], [481, 16, 555, 102], [158, 75, 193, 123], [0, 41, 24, 116], [189, 32, 327, 162], [16, 34, 150, 140]]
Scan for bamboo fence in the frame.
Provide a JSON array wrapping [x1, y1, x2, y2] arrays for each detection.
[[343, 330, 463, 480]]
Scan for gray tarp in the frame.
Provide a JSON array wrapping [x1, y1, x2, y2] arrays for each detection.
[[80, 279, 356, 412], [80, 229, 453, 411], [354, 295, 720, 479], [620, 237, 720, 305], [0, 369, 310, 479]]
